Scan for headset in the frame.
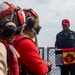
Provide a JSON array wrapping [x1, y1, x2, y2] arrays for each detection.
[[26, 17, 41, 34], [0, 2, 26, 35], [0, 22, 17, 37], [23, 9, 42, 34], [26, 17, 35, 29], [23, 9, 38, 29]]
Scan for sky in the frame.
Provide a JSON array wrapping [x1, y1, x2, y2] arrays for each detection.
[[0, 0, 75, 47]]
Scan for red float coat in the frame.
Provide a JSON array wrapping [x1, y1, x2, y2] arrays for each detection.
[[12, 35, 49, 75], [0, 38, 19, 75]]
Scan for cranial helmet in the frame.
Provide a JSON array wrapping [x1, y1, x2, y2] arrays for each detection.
[[23, 8, 41, 34], [0, 2, 26, 34], [0, 2, 26, 26]]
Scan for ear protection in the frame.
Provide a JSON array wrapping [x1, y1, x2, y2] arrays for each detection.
[[2, 25, 17, 37], [0, 22, 17, 37], [23, 9, 38, 29], [26, 17, 35, 29], [26, 17, 41, 35]]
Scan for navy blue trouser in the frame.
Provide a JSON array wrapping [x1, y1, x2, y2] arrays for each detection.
[[60, 65, 75, 75]]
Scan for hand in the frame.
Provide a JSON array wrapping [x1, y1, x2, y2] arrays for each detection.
[[44, 60, 52, 72]]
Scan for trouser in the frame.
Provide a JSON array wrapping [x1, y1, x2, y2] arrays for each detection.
[[60, 65, 75, 75]]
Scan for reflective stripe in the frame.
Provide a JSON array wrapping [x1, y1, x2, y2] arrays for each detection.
[[22, 10, 26, 24]]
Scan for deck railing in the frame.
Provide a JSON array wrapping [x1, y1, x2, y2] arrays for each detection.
[[39, 47, 60, 75]]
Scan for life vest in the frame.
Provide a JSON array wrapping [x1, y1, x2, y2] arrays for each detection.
[[12, 35, 33, 75], [0, 39, 19, 75]]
